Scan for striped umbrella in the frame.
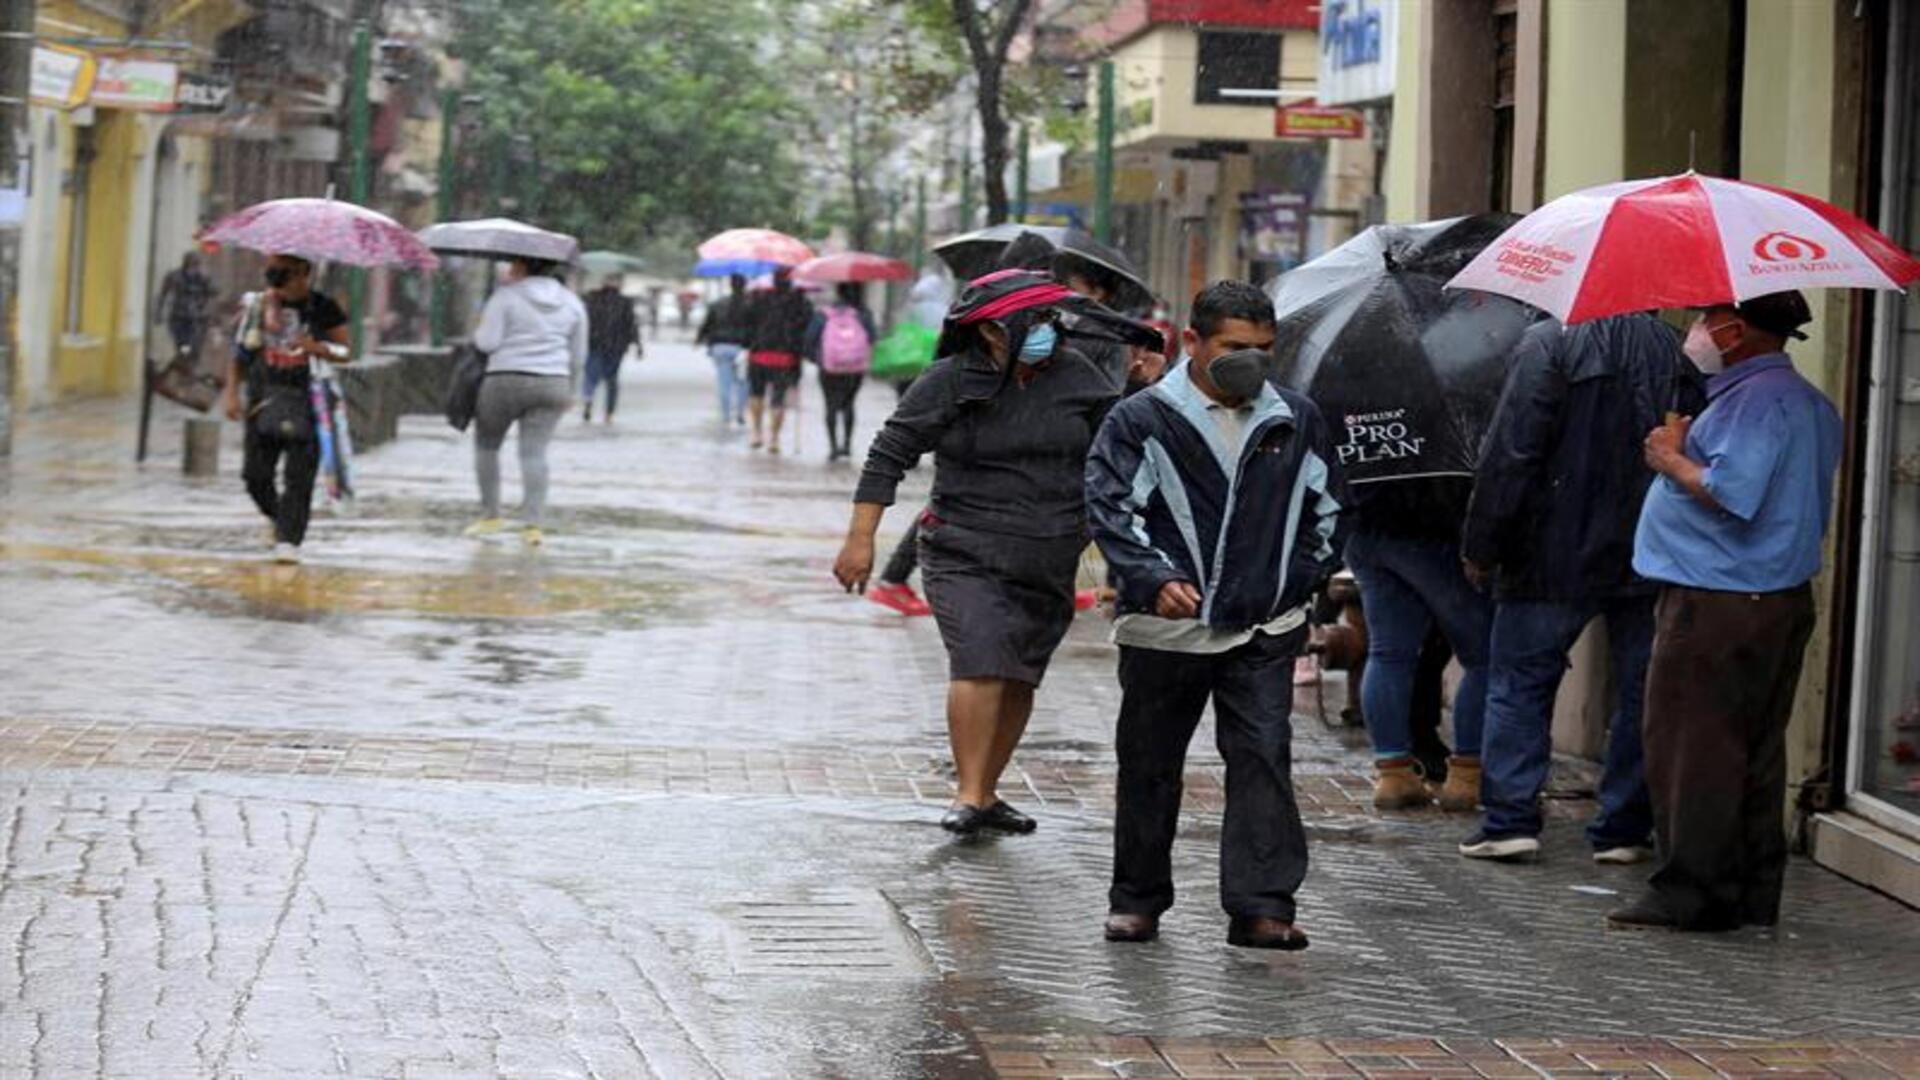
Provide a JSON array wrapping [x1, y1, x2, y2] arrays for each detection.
[[1448, 172, 1920, 323]]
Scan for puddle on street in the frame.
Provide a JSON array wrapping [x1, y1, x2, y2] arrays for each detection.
[[0, 541, 677, 620]]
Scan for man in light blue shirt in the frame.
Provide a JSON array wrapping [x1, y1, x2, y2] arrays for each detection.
[[1611, 290, 1841, 933]]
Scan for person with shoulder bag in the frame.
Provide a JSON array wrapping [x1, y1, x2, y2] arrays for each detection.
[[462, 256, 588, 546], [220, 253, 350, 565]]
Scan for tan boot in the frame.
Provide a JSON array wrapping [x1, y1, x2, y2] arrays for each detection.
[[1438, 756, 1482, 813], [1372, 757, 1431, 810]]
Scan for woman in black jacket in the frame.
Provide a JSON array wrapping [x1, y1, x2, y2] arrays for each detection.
[[833, 270, 1119, 835]]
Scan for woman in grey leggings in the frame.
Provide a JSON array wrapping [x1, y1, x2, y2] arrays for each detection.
[[465, 257, 588, 545]]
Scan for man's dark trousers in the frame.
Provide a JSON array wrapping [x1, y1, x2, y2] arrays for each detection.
[[1643, 584, 1816, 929], [244, 427, 320, 546], [1111, 630, 1309, 922]]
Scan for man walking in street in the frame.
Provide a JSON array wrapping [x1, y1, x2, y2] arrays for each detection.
[[220, 253, 350, 564], [696, 274, 752, 426], [744, 269, 815, 453], [155, 251, 216, 360], [1086, 281, 1344, 951], [1458, 313, 1703, 864], [581, 277, 641, 423], [1609, 290, 1840, 932]]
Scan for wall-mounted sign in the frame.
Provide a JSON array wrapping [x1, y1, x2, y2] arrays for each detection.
[[29, 45, 96, 109], [1239, 190, 1309, 269], [174, 71, 235, 114], [92, 57, 180, 112], [1276, 104, 1366, 139], [1317, 0, 1397, 106]]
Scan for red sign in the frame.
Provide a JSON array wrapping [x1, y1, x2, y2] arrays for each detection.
[[1276, 105, 1365, 139], [1147, 0, 1318, 30]]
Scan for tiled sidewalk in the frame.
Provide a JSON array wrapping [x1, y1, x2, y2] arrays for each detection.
[[983, 1035, 1920, 1078]]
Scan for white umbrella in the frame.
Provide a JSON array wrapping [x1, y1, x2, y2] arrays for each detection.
[[419, 218, 581, 264]]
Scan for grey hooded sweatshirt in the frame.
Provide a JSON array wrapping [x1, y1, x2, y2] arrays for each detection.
[[473, 276, 589, 380]]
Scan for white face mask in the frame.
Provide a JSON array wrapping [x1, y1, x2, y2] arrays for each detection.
[[1683, 318, 1729, 375]]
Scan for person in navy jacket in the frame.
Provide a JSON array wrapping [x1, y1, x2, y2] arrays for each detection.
[[1085, 281, 1346, 951]]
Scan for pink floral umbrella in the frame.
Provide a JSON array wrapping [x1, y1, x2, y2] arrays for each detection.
[[201, 198, 440, 270], [697, 227, 814, 268], [792, 251, 913, 285]]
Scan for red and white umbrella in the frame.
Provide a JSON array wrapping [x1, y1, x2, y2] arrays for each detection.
[[1448, 172, 1920, 324], [792, 251, 913, 285], [201, 198, 439, 271], [697, 227, 814, 268]]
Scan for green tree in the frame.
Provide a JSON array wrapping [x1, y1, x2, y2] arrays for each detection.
[[454, 0, 811, 250], [931, 0, 1034, 226]]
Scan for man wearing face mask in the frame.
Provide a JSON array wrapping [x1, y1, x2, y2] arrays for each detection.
[[1610, 289, 1841, 932], [221, 254, 350, 564], [1458, 312, 1702, 864], [1085, 282, 1345, 951]]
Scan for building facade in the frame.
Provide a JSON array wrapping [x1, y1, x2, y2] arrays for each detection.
[[1381, 0, 1920, 906], [9, 0, 458, 419]]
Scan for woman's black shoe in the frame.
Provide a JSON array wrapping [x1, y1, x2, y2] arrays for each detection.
[[941, 804, 989, 835], [981, 800, 1038, 834]]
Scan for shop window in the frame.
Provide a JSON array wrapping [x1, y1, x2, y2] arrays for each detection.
[[63, 125, 95, 336], [1195, 31, 1280, 107], [1856, 8, 1920, 821], [1489, 1, 1517, 213]]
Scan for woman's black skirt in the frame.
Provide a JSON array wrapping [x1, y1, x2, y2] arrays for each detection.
[[919, 516, 1083, 685]]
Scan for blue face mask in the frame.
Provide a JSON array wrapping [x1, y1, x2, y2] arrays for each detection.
[[1017, 323, 1058, 365]]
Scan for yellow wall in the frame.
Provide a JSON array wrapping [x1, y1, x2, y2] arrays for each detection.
[[50, 111, 140, 397], [1112, 26, 1315, 149], [1382, 0, 1423, 222], [1542, 0, 1627, 198], [1740, 0, 1843, 805]]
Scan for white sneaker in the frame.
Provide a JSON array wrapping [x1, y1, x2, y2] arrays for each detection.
[[1458, 831, 1541, 861], [272, 543, 301, 565], [463, 517, 509, 538], [1593, 845, 1655, 866]]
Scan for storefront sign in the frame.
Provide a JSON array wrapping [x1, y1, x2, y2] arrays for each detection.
[[174, 72, 235, 114], [1276, 105, 1365, 139], [92, 58, 180, 112], [29, 45, 96, 109], [1239, 190, 1308, 269], [1146, 0, 1318, 29], [1317, 0, 1397, 106]]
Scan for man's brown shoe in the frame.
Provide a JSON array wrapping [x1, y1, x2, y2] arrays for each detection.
[[1103, 913, 1159, 943], [1227, 916, 1309, 951]]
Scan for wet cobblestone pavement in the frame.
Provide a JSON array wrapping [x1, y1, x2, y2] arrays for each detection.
[[2, 340, 1918, 1078]]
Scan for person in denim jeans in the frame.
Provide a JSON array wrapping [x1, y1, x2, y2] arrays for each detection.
[[1460, 314, 1702, 864], [1343, 480, 1491, 811], [695, 275, 752, 425]]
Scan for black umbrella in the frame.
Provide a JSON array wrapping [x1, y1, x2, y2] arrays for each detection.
[[933, 224, 1154, 314], [1268, 214, 1539, 486]]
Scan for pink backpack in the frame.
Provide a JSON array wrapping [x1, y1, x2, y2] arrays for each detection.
[[820, 306, 872, 374]]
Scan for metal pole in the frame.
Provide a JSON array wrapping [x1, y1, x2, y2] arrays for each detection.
[[0, 0, 31, 458], [959, 153, 975, 234], [912, 174, 927, 274], [1015, 125, 1029, 225], [882, 188, 902, 327], [431, 88, 458, 345], [1094, 60, 1115, 245], [345, 20, 373, 357]]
